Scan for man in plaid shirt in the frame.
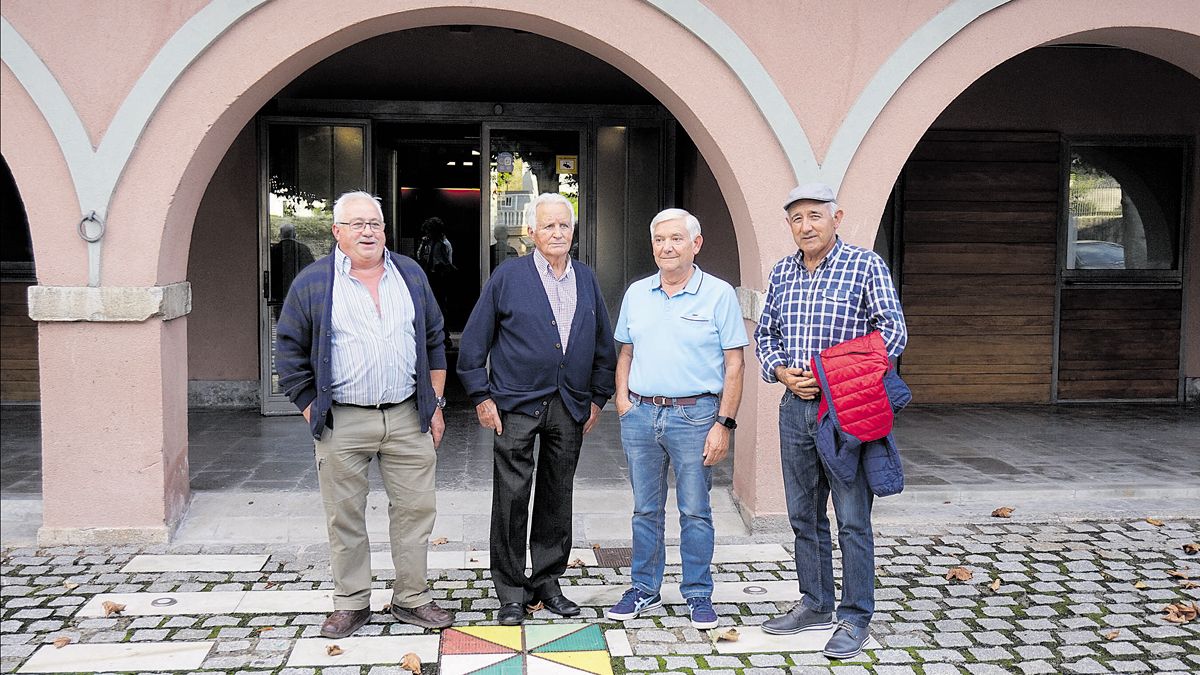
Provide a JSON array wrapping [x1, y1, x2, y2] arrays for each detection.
[[754, 182, 907, 659]]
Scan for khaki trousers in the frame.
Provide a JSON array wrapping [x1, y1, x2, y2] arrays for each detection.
[[315, 400, 436, 610]]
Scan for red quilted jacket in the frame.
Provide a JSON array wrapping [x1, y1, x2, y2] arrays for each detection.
[[811, 331, 894, 442]]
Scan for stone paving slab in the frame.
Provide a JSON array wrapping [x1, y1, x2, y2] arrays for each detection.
[[120, 553, 268, 573], [3, 515, 1199, 674], [17, 641, 213, 673], [285, 635, 439, 667]]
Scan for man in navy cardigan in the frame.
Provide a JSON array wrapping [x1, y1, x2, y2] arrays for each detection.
[[458, 193, 616, 625], [276, 191, 452, 638]]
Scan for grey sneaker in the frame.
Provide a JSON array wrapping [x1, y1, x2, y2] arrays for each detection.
[[823, 620, 870, 659], [761, 603, 834, 635]]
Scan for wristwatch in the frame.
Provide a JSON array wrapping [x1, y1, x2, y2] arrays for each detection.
[[435, 396, 447, 410], [715, 415, 737, 430]]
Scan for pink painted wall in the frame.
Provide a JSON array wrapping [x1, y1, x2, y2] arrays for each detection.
[[4, 0, 1198, 536], [187, 123, 259, 381], [932, 46, 1200, 377]]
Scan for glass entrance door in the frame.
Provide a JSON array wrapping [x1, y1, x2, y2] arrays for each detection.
[[259, 119, 370, 414], [484, 126, 586, 278]]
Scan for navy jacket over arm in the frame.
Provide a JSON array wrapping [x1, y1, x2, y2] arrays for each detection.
[[457, 254, 616, 423], [275, 251, 447, 439]]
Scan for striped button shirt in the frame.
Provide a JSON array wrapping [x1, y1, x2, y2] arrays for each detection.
[[755, 238, 907, 383], [329, 247, 417, 405], [532, 247, 577, 352]]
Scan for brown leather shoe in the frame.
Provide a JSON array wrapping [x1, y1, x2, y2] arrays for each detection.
[[391, 601, 453, 629], [320, 608, 371, 638]]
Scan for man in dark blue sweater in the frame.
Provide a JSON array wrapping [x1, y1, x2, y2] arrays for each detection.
[[458, 193, 616, 625]]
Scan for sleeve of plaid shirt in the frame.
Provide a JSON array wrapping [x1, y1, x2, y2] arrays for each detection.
[[754, 262, 788, 383], [864, 253, 907, 359]]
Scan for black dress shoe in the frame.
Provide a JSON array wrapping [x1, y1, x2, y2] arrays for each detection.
[[536, 594, 581, 617], [497, 602, 526, 625]]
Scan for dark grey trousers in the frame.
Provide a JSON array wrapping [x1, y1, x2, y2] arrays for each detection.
[[489, 396, 583, 605]]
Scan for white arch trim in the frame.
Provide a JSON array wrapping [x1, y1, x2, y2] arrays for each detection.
[[1, 0, 268, 285], [3, 0, 1010, 286], [649, 0, 1010, 189]]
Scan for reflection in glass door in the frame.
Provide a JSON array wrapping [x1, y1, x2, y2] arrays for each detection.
[[485, 127, 584, 276], [260, 120, 369, 414]]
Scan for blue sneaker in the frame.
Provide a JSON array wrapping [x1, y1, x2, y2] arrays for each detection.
[[606, 588, 662, 620], [687, 596, 718, 629]]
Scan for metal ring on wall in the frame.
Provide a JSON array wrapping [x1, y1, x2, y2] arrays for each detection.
[[78, 211, 105, 243]]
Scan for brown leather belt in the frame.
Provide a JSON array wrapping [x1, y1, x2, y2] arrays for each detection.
[[630, 391, 717, 407]]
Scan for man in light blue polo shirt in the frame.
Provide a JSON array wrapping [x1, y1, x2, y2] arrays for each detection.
[[605, 208, 748, 629]]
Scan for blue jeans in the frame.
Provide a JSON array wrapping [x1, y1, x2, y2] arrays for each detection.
[[778, 393, 875, 628], [619, 394, 718, 599]]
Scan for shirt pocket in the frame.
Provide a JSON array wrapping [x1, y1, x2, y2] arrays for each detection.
[[821, 283, 862, 311]]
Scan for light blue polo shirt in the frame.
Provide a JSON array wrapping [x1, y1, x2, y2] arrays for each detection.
[[614, 265, 749, 397]]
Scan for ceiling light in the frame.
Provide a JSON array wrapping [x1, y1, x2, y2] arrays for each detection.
[[446, 161, 456, 166]]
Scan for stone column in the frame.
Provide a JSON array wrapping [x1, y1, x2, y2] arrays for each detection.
[[29, 284, 192, 545], [731, 290, 789, 533]]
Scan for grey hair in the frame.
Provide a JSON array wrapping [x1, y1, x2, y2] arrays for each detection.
[[649, 208, 701, 240], [826, 201, 839, 218], [526, 192, 576, 227], [332, 191, 384, 224]]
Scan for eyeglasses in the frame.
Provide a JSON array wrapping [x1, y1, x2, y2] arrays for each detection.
[[335, 220, 386, 232]]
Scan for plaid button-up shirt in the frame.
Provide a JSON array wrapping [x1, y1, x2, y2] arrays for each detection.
[[532, 248, 577, 352], [755, 238, 907, 382]]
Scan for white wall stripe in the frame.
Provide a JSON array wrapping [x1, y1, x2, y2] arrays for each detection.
[[644, 0, 818, 181], [647, 0, 1011, 188], [1, 0, 269, 285], [820, 0, 1010, 190]]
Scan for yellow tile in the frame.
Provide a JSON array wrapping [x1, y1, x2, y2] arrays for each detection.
[[454, 625, 524, 652], [532, 650, 614, 675]]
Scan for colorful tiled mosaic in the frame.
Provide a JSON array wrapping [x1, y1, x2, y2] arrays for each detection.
[[439, 624, 614, 675]]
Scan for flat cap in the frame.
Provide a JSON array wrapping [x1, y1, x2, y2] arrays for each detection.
[[784, 182, 836, 210]]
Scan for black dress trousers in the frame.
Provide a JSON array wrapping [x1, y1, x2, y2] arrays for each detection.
[[489, 395, 584, 605]]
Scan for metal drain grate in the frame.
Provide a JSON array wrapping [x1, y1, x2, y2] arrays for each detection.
[[592, 546, 633, 567]]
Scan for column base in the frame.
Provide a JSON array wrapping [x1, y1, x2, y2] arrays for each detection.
[[38, 524, 173, 546]]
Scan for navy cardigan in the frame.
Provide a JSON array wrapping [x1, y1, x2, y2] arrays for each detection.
[[457, 254, 616, 422], [275, 251, 447, 439]]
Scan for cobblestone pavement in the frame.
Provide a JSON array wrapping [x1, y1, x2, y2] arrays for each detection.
[[2, 518, 1198, 674]]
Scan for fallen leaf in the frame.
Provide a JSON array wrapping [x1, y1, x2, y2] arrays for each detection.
[[430, 537, 449, 546], [1166, 570, 1191, 580], [265, 581, 278, 589], [1181, 581, 1199, 590], [1146, 518, 1165, 527], [526, 601, 544, 612], [943, 500, 951, 505], [254, 626, 273, 634], [383, 603, 392, 613], [400, 652, 422, 673], [592, 543, 601, 550], [326, 644, 344, 656], [991, 506, 1014, 518], [1184, 543, 1200, 555], [1133, 580, 1148, 589], [63, 582, 79, 591], [706, 627, 740, 644], [101, 601, 125, 617], [946, 567, 973, 582], [52, 637, 71, 649], [567, 558, 586, 568], [1161, 601, 1198, 624], [989, 578, 1001, 592], [1103, 630, 1120, 640]]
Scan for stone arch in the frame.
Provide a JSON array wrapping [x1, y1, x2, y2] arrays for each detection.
[[113, 1, 791, 292], [836, 3, 1200, 243]]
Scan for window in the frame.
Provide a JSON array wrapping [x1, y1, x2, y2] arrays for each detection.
[[1065, 142, 1186, 275]]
